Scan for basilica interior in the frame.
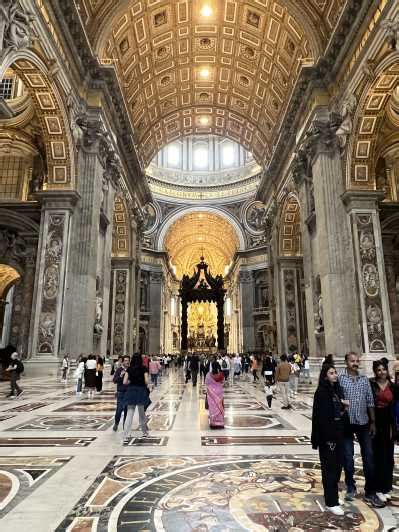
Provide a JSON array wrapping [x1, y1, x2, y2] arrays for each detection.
[[0, 1, 399, 531]]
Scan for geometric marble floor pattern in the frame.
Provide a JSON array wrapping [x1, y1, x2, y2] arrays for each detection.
[[0, 369, 398, 531]]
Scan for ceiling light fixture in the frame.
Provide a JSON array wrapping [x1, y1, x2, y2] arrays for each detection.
[[199, 116, 209, 125], [200, 67, 210, 79], [200, 5, 213, 17]]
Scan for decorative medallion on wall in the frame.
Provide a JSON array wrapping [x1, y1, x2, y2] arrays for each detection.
[[355, 214, 387, 352], [142, 202, 159, 234], [243, 201, 267, 235]]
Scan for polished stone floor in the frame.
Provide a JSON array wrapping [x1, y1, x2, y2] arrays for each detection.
[[0, 369, 398, 531]]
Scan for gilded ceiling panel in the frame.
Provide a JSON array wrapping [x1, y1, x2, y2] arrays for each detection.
[[164, 211, 239, 277], [75, 0, 347, 167]]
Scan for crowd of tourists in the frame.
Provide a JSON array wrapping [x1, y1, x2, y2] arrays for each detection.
[[4, 344, 399, 518]]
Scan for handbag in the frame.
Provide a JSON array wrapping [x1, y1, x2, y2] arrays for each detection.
[[205, 394, 209, 410]]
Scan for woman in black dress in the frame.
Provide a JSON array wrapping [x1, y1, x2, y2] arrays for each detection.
[[311, 363, 348, 516], [369, 359, 398, 502], [122, 353, 150, 444]]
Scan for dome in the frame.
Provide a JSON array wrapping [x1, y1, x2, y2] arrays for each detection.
[[145, 135, 262, 200]]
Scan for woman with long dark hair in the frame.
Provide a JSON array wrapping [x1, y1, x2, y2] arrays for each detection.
[[122, 353, 149, 443], [369, 359, 398, 502], [311, 363, 348, 516]]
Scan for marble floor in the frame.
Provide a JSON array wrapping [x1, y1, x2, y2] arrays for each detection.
[[0, 370, 398, 531]]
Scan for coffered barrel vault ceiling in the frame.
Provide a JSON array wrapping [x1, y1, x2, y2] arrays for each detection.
[[76, 0, 346, 167], [164, 211, 239, 278]]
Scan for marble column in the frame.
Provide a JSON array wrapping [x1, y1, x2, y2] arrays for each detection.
[[343, 191, 394, 362], [296, 111, 361, 358], [278, 258, 302, 354], [239, 270, 255, 352], [61, 116, 117, 358], [29, 191, 79, 360]]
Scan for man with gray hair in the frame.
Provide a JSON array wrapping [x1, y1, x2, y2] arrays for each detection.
[[6, 352, 24, 398]]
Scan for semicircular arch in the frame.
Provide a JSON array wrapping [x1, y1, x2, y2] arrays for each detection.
[[157, 205, 245, 252], [0, 49, 76, 189]]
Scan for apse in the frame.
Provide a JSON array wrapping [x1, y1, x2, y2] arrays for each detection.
[[164, 211, 239, 278]]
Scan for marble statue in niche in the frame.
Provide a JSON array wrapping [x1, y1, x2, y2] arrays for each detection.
[[143, 204, 157, 233], [94, 276, 103, 335]]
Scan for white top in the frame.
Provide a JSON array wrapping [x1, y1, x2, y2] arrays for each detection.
[[304, 359, 310, 370], [62, 358, 69, 369], [221, 356, 230, 370], [86, 359, 97, 370], [265, 385, 274, 396], [76, 361, 85, 378]]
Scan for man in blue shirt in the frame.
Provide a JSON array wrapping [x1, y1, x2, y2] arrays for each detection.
[[338, 352, 384, 508]]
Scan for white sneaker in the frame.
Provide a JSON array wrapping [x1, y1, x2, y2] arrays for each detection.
[[326, 505, 344, 516], [376, 492, 387, 502]]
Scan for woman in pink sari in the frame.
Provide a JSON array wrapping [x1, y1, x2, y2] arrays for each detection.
[[205, 361, 225, 428]]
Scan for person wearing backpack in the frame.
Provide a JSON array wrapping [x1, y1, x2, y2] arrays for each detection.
[[221, 354, 230, 383], [6, 352, 24, 398]]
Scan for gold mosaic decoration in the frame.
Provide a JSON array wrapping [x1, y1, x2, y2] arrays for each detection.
[[164, 211, 239, 278], [76, 0, 347, 167]]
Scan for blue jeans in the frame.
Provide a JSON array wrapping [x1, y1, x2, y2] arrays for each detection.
[[151, 373, 158, 386], [343, 423, 376, 496], [115, 391, 127, 427]]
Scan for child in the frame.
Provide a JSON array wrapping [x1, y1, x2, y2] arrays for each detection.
[[265, 377, 274, 409]]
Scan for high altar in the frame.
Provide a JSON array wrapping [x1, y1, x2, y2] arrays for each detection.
[[187, 302, 217, 351]]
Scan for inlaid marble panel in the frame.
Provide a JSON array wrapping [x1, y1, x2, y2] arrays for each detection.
[[55, 401, 116, 413], [147, 414, 176, 431], [0, 456, 70, 517], [200, 413, 294, 430], [150, 401, 180, 413], [0, 414, 16, 422], [201, 435, 311, 446], [56, 455, 386, 532], [124, 436, 168, 446], [8, 415, 114, 431], [0, 437, 95, 447], [4, 402, 49, 413]]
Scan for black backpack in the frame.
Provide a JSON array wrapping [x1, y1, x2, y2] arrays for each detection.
[[16, 360, 24, 374]]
